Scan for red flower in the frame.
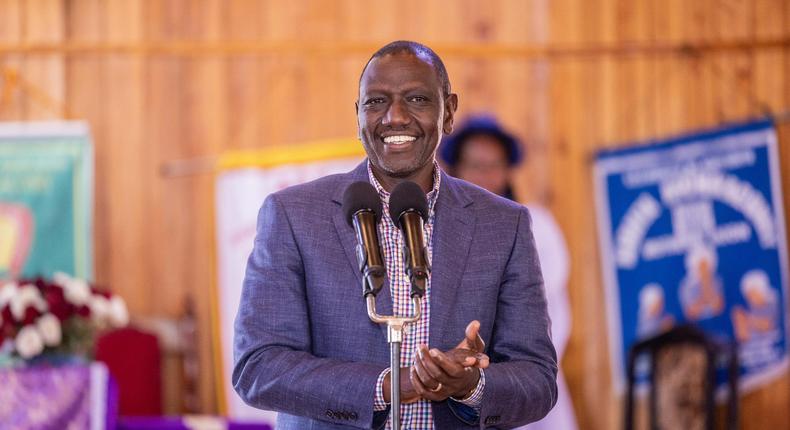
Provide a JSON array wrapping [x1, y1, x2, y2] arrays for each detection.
[[22, 306, 41, 325], [76, 305, 91, 317], [33, 277, 49, 290], [90, 286, 112, 299], [42, 283, 72, 321], [0, 305, 14, 340], [1, 306, 14, 328]]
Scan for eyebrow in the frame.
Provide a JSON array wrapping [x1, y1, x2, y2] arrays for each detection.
[[360, 82, 437, 94]]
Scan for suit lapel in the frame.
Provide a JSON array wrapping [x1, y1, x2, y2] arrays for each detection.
[[332, 212, 363, 286], [331, 161, 394, 322], [429, 174, 475, 349]]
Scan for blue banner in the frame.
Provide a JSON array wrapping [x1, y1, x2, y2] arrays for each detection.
[[594, 119, 788, 394]]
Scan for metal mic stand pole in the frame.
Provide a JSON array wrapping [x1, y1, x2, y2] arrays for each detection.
[[366, 294, 422, 430]]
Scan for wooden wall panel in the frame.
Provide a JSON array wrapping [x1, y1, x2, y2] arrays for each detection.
[[226, 1, 262, 150], [21, 0, 64, 120], [0, 0, 24, 120], [1, 0, 789, 426], [103, 0, 146, 312]]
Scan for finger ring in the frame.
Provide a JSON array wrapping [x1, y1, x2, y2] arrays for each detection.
[[430, 383, 443, 393]]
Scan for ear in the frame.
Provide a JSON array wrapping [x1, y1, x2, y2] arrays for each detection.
[[355, 101, 362, 139], [442, 93, 458, 135]]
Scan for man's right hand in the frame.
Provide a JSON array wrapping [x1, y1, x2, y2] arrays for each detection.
[[383, 367, 421, 404]]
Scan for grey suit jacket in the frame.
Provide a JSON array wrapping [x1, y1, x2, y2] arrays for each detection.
[[233, 161, 557, 429]]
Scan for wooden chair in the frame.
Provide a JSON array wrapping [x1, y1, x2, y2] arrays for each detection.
[[624, 324, 738, 430]]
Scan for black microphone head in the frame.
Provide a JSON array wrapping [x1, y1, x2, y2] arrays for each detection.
[[342, 181, 382, 225], [389, 181, 429, 224]]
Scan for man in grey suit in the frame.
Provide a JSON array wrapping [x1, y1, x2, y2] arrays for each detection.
[[233, 41, 557, 429]]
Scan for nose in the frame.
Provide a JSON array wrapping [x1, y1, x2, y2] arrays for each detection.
[[382, 98, 410, 127]]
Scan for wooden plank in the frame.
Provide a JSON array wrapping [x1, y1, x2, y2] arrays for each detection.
[[144, 49, 192, 413], [225, 0, 261, 150], [186, 0, 224, 412], [712, 0, 753, 42], [65, 0, 105, 284], [496, 58, 545, 203], [752, 0, 787, 115], [549, 0, 582, 46], [549, 56, 618, 430], [0, 0, 24, 120], [753, 48, 786, 115], [101, 0, 146, 310], [21, 0, 64, 120], [753, 0, 786, 39], [738, 0, 790, 427], [496, 0, 534, 44], [613, 0, 652, 44]]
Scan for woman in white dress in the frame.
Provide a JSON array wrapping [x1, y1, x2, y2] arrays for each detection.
[[441, 115, 577, 430]]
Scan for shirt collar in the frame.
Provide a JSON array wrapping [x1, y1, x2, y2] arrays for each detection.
[[366, 160, 441, 214]]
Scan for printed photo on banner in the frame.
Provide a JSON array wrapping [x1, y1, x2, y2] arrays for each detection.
[[594, 119, 789, 395]]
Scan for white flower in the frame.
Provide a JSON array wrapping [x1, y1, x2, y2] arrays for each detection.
[[0, 282, 19, 308], [108, 296, 129, 327], [88, 295, 111, 326], [10, 285, 46, 321], [15, 325, 44, 359], [36, 314, 62, 347], [67, 280, 91, 305], [52, 271, 72, 288], [54, 272, 91, 306]]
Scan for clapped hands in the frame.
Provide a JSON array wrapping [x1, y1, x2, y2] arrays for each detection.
[[410, 320, 489, 402]]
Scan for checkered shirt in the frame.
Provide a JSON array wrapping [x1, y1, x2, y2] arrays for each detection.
[[368, 161, 485, 429]]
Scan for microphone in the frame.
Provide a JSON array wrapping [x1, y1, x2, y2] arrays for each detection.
[[389, 181, 430, 298], [342, 181, 386, 298]]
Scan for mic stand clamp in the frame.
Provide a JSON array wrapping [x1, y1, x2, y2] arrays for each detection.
[[366, 291, 422, 430]]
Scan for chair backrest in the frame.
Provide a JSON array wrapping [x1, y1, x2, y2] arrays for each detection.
[[624, 324, 738, 430], [95, 327, 162, 416]]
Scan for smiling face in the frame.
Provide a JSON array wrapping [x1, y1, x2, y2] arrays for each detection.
[[356, 52, 457, 191]]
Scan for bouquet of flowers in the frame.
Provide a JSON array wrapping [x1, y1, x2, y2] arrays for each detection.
[[0, 272, 128, 361]]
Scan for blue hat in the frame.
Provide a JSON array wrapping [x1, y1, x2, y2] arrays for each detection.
[[440, 114, 524, 167]]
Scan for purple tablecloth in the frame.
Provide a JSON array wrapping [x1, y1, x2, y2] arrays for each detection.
[[0, 361, 117, 429], [117, 416, 272, 430], [0, 361, 271, 430]]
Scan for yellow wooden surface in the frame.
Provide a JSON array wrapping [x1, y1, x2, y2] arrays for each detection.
[[1, 0, 788, 427]]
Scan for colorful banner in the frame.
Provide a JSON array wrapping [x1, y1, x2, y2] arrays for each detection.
[[213, 139, 364, 422], [594, 119, 788, 394], [0, 122, 93, 281]]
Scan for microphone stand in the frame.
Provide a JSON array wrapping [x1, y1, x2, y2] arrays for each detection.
[[351, 204, 426, 430], [366, 292, 422, 430]]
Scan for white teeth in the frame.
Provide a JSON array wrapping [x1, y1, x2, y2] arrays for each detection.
[[383, 135, 417, 144]]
